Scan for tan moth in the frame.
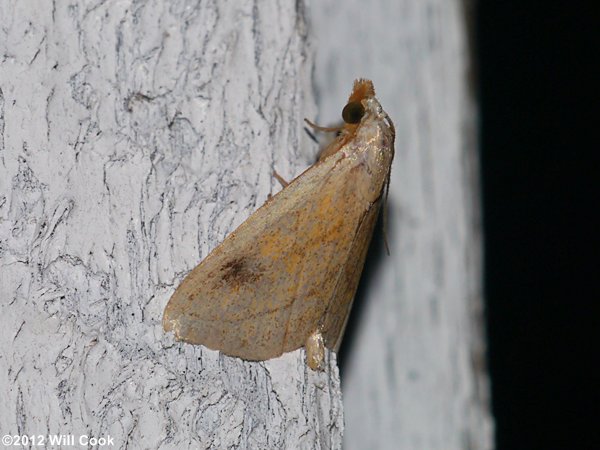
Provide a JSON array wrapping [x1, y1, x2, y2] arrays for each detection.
[[163, 79, 395, 370]]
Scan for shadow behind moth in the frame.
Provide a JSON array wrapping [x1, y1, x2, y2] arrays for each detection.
[[163, 79, 395, 370]]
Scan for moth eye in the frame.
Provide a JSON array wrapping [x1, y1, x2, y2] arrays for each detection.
[[342, 101, 365, 124]]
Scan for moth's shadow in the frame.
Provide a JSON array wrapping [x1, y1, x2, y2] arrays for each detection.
[[338, 202, 392, 378]]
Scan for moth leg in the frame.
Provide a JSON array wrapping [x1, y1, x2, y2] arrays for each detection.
[[304, 126, 319, 144], [272, 170, 290, 188], [304, 118, 343, 133], [305, 329, 325, 371]]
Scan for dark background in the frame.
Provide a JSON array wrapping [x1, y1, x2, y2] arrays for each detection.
[[477, 2, 597, 449]]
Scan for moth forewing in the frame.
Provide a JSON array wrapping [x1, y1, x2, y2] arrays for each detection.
[[163, 79, 395, 369]]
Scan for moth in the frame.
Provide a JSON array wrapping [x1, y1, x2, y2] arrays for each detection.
[[163, 79, 395, 370]]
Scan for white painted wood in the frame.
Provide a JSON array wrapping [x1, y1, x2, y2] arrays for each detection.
[[0, 1, 343, 448], [1, 0, 492, 448], [310, 0, 494, 449]]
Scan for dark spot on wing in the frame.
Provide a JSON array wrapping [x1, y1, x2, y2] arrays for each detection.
[[221, 257, 264, 285]]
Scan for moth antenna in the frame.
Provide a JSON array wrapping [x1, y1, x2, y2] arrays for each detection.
[[383, 171, 392, 256], [304, 118, 344, 133], [382, 111, 395, 256], [273, 170, 290, 188]]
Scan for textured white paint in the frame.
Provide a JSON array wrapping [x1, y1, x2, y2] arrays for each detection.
[[0, 0, 343, 448], [310, 0, 493, 449]]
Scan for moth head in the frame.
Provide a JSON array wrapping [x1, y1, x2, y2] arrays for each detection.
[[308, 79, 382, 161]]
